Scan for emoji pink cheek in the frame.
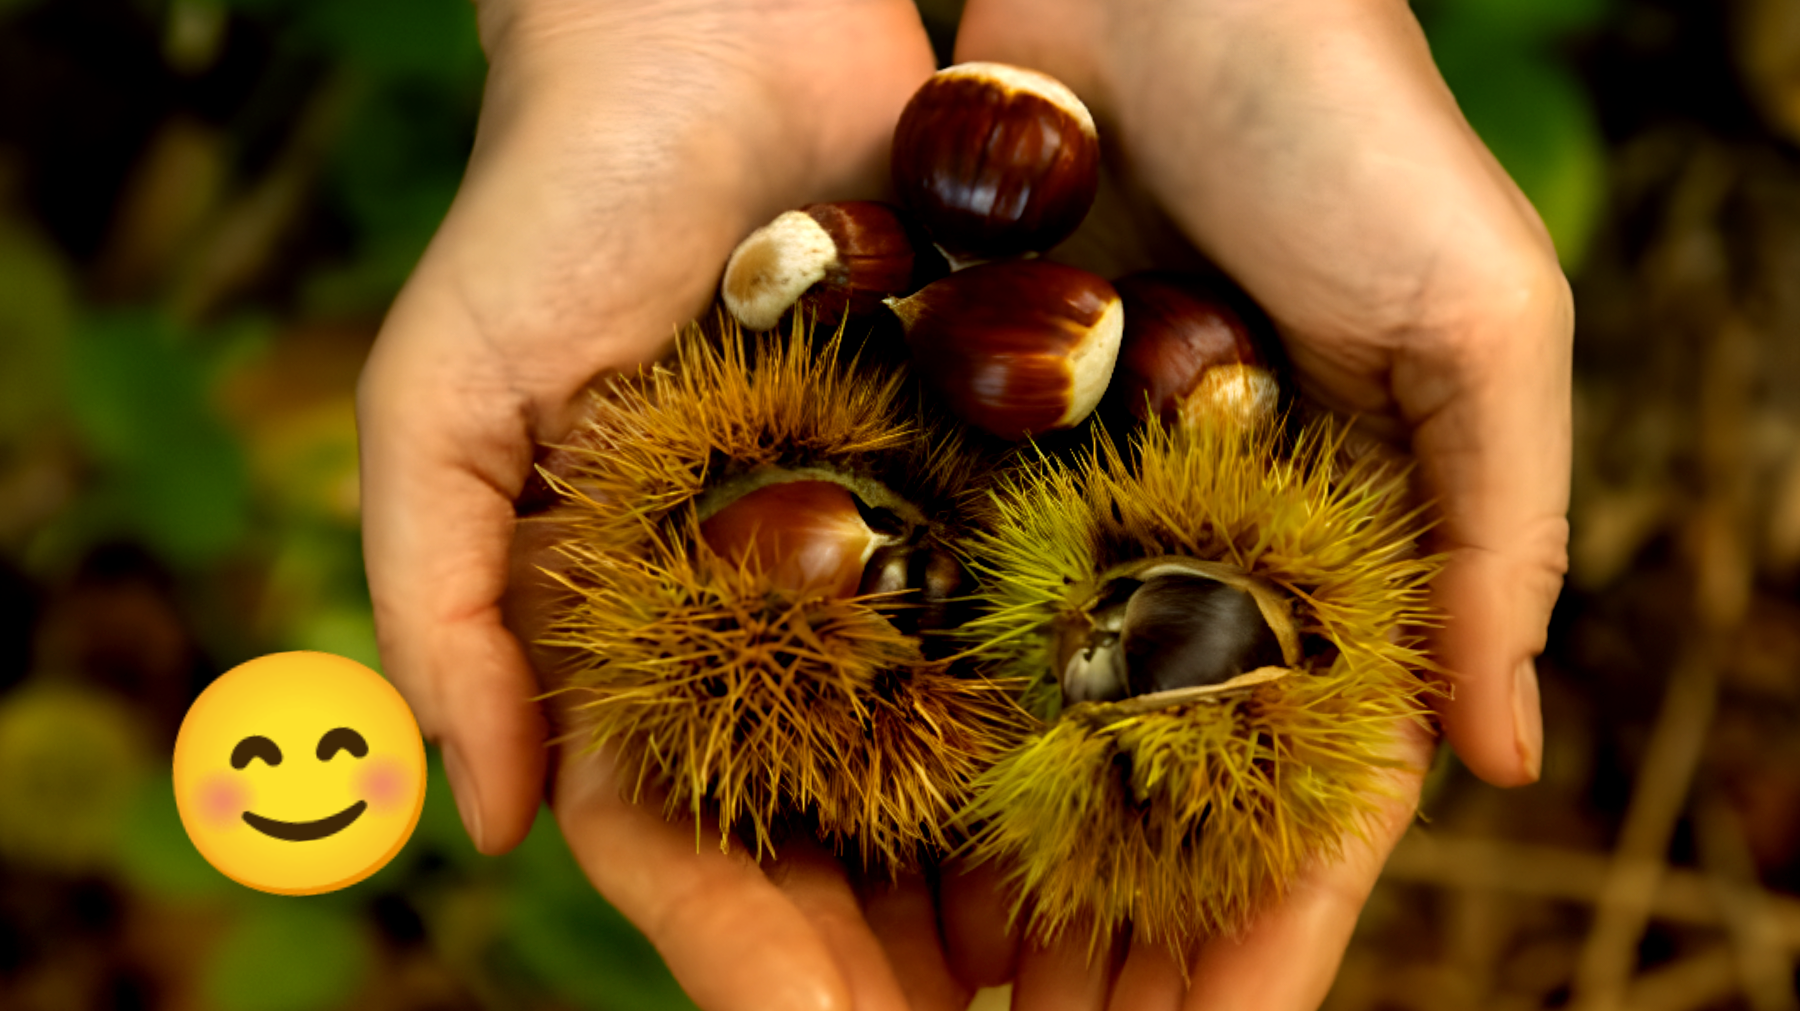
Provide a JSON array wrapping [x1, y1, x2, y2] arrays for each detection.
[[197, 776, 249, 828], [358, 759, 411, 811]]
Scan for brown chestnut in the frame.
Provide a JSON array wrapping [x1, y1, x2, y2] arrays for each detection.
[[891, 62, 1100, 261], [1055, 571, 1283, 705], [884, 260, 1122, 440], [700, 480, 879, 598], [721, 201, 916, 331], [1112, 272, 1279, 430]]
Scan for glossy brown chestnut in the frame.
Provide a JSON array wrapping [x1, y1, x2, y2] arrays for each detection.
[[892, 62, 1100, 261], [1055, 573, 1282, 705], [884, 260, 1122, 440], [721, 201, 916, 331], [700, 480, 878, 598], [1112, 272, 1279, 430]]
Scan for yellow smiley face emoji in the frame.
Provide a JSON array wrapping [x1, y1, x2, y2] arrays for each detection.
[[173, 652, 426, 895]]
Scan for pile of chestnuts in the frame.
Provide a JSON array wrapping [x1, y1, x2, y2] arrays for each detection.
[[712, 60, 1287, 703], [536, 56, 1437, 943]]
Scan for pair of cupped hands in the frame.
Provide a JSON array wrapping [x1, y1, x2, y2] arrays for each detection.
[[356, 0, 1572, 1008]]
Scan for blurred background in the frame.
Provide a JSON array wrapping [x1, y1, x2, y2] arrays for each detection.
[[0, 0, 1795, 1008]]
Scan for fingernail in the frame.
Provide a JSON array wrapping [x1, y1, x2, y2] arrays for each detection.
[[1512, 658, 1543, 783], [443, 743, 487, 852]]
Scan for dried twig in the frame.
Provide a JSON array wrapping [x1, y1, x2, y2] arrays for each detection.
[[1696, 795, 1800, 1011], [1624, 945, 1740, 1011], [1569, 641, 1722, 1011], [1381, 832, 1800, 949]]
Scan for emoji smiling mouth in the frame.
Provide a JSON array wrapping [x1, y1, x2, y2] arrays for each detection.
[[242, 801, 368, 841]]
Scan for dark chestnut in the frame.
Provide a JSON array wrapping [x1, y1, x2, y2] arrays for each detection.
[[1054, 573, 1283, 704], [891, 62, 1100, 261], [1112, 272, 1279, 430]]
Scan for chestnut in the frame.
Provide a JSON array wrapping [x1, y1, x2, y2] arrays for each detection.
[[700, 480, 880, 598], [721, 201, 916, 331], [1112, 271, 1279, 430], [1054, 572, 1284, 705], [884, 260, 1123, 440], [892, 62, 1100, 261]]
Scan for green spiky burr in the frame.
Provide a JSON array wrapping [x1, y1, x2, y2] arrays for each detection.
[[532, 314, 1029, 871], [958, 411, 1442, 948]]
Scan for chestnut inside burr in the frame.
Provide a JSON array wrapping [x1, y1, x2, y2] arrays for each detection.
[[1055, 572, 1284, 706], [697, 471, 967, 630]]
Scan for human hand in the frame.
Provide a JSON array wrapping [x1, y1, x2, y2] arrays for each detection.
[[934, 0, 1572, 1005], [358, 2, 957, 1007]]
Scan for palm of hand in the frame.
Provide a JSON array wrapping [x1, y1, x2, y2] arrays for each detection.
[[363, 0, 1571, 1006], [359, 4, 954, 1008]]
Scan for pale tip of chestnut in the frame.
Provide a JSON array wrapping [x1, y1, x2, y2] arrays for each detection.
[[1183, 363, 1280, 430], [936, 61, 1097, 139], [721, 210, 838, 331], [1063, 296, 1125, 428], [1112, 271, 1280, 431], [883, 260, 1123, 439]]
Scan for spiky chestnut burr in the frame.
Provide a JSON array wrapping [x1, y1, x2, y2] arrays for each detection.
[[884, 259, 1123, 440], [1111, 271, 1280, 431], [526, 316, 1029, 869], [720, 201, 917, 331], [892, 62, 1100, 261], [958, 410, 1441, 950]]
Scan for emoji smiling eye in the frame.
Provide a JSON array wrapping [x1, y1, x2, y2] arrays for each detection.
[[231, 735, 282, 769], [316, 727, 368, 761]]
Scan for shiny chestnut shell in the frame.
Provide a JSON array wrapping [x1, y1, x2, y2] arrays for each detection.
[[1112, 271, 1279, 428], [700, 480, 876, 599], [885, 260, 1122, 439], [892, 62, 1100, 260]]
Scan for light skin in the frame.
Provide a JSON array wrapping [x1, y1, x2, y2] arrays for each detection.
[[357, 0, 1571, 1007]]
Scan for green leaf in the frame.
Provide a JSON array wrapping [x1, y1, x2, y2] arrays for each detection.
[[1416, 0, 1612, 44], [1429, 46, 1608, 268], [64, 312, 253, 564], [204, 899, 371, 1011], [298, 0, 484, 84], [320, 79, 472, 301], [115, 768, 237, 899]]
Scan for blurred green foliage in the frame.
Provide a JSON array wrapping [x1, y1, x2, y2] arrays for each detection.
[[62, 312, 255, 565], [0, 0, 697, 1006], [204, 900, 372, 1011], [1419, 0, 1611, 268], [0, 219, 72, 445], [0, 683, 148, 869]]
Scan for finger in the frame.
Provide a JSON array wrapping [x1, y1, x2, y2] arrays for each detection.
[[1406, 312, 1570, 787], [761, 841, 913, 1011], [1181, 720, 1433, 1010], [938, 858, 1023, 989], [552, 747, 851, 1011], [861, 871, 974, 1011], [1104, 934, 1186, 1011], [1012, 927, 1121, 1011], [1080, 0, 1568, 788], [358, 304, 548, 856]]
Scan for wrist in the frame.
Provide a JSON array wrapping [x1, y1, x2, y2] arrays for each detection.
[[474, 0, 932, 200]]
